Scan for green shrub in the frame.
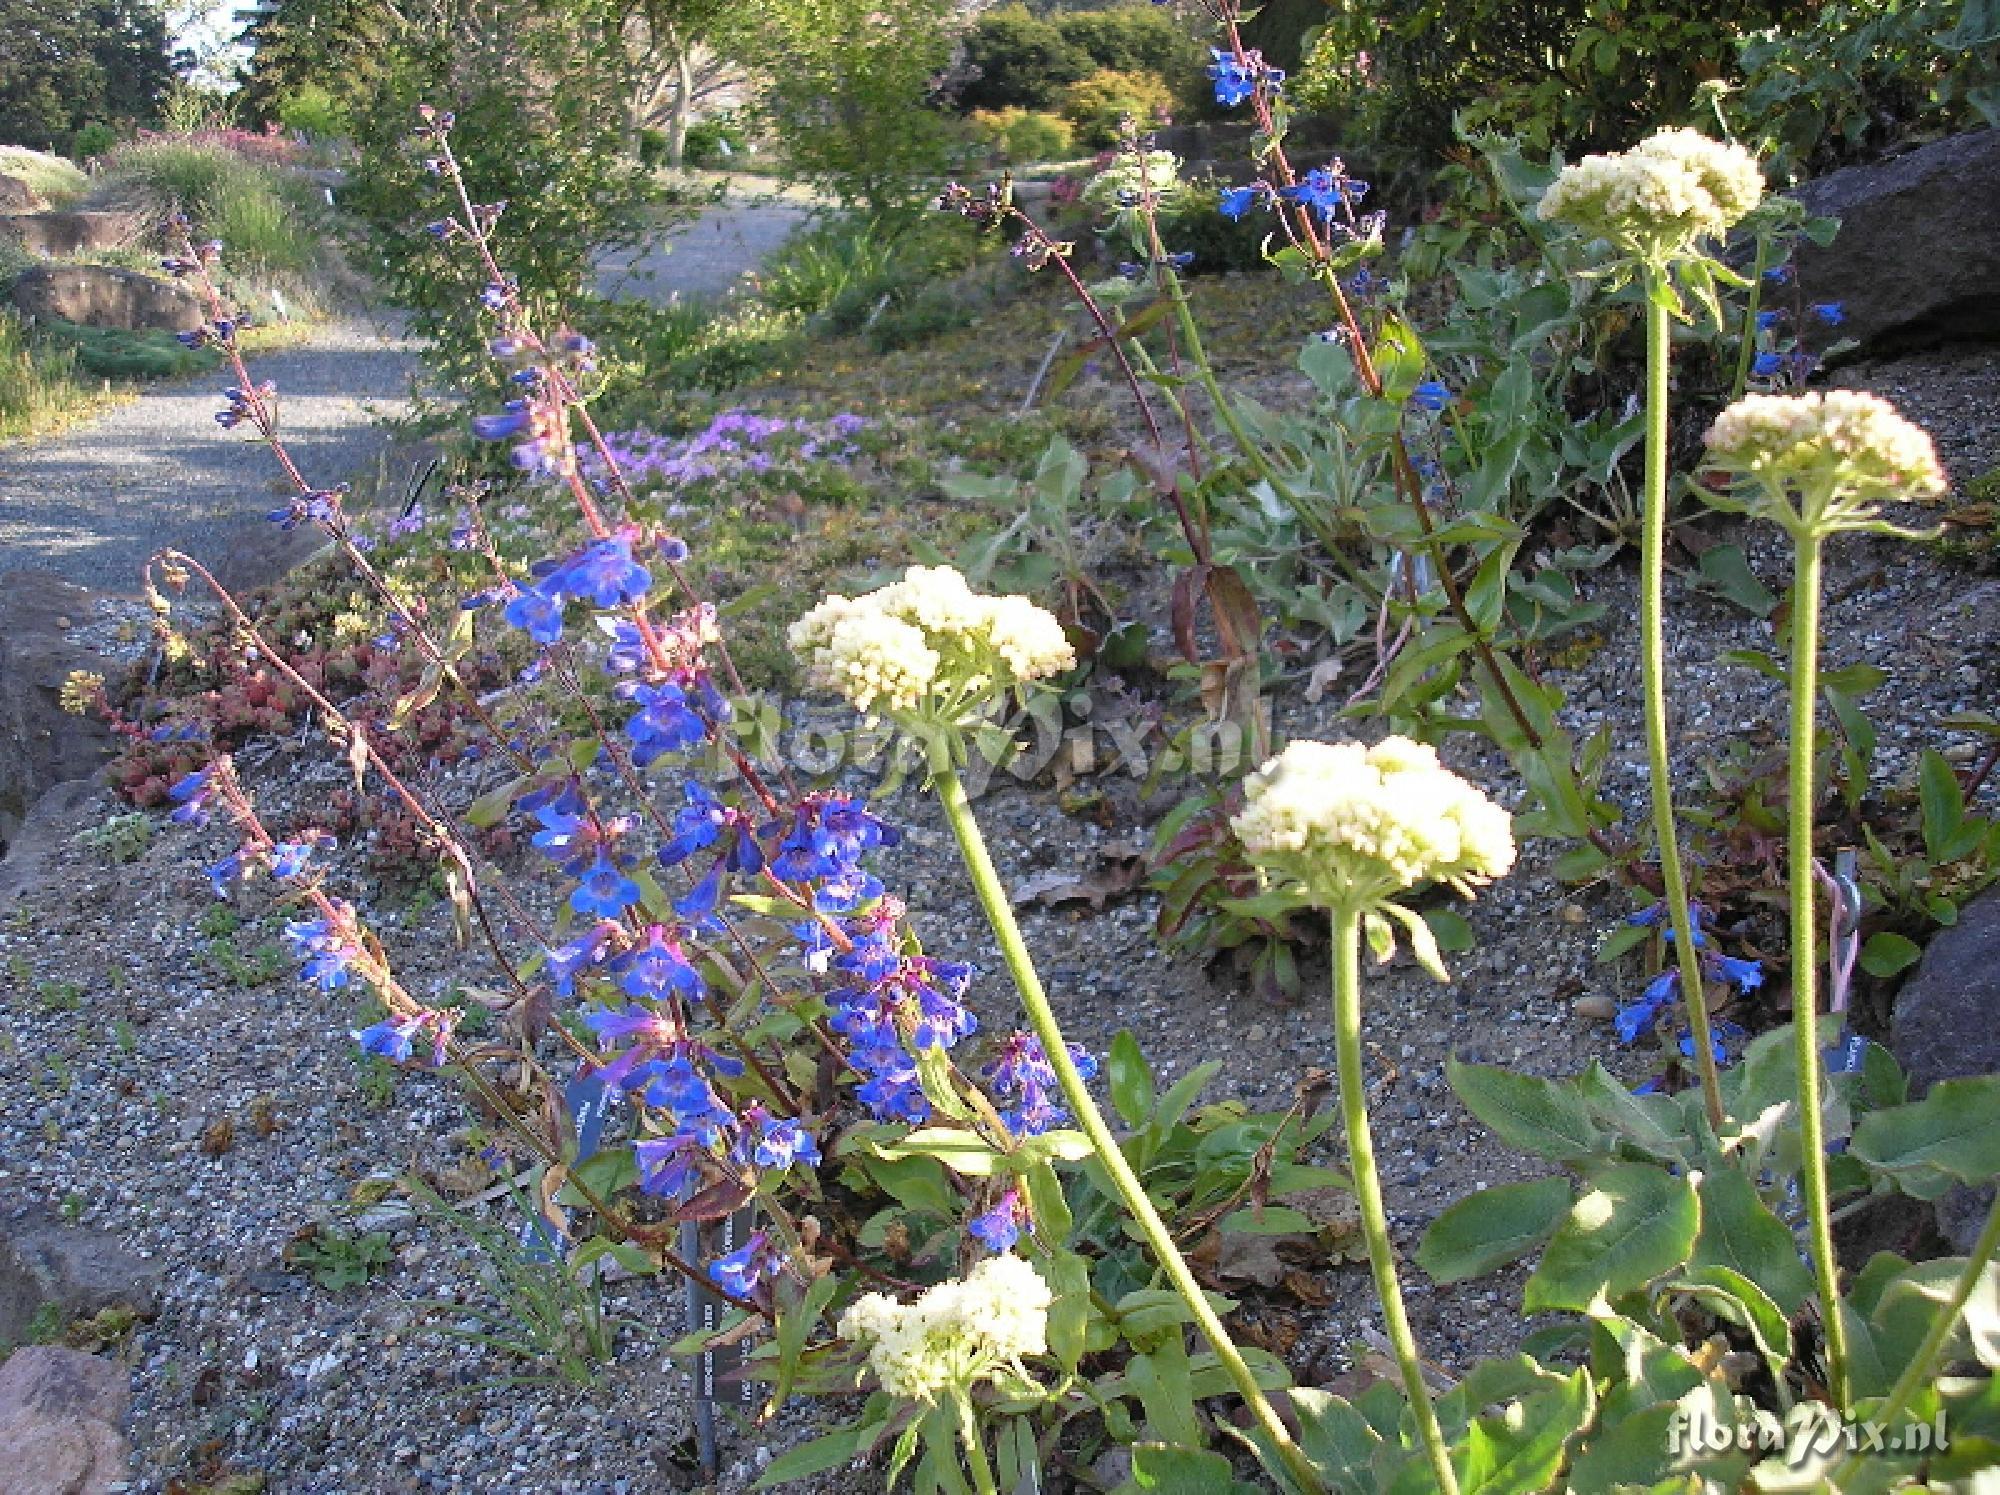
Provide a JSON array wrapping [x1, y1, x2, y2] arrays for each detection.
[[1060, 68, 1177, 148], [1009, 112, 1064, 163], [275, 83, 350, 140], [1297, 0, 1812, 156], [763, 214, 983, 325], [682, 118, 748, 169], [1731, 0, 2000, 179], [0, 147, 90, 206], [1052, 9, 1205, 93], [344, 0, 660, 391], [70, 123, 119, 161], [739, 0, 961, 215], [956, 5, 1091, 112]]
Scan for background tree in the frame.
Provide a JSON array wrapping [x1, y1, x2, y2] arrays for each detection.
[[234, 0, 400, 127], [733, 0, 960, 218], [0, 0, 174, 150], [342, 0, 662, 386], [613, 0, 741, 168]]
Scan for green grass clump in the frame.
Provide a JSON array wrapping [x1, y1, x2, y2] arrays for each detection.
[[35, 319, 219, 381], [98, 140, 322, 276], [0, 147, 90, 207], [0, 311, 101, 441]]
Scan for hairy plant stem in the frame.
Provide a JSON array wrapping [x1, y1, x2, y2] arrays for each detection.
[[1833, 1189, 2000, 1482], [1787, 529, 1849, 1409], [933, 766, 1326, 1495], [1640, 276, 1725, 1132], [953, 1391, 999, 1495], [1331, 906, 1460, 1495], [1729, 234, 1773, 402]]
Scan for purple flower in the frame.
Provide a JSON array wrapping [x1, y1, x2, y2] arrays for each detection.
[[609, 926, 703, 1002], [970, 1189, 1024, 1252], [1810, 302, 1845, 326], [571, 852, 642, 919], [554, 537, 651, 609], [634, 1133, 704, 1196], [168, 767, 217, 827], [1219, 185, 1260, 220], [471, 401, 532, 442], [1409, 380, 1452, 412], [982, 1032, 1093, 1137], [707, 1230, 780, 1299], [750, 1109, 820, 1172], [503, 585, 564, 644], [626, 683, 706, 764]]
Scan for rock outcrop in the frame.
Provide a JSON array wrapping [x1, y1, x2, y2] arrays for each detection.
[[1792, 128, 2000, 355], [10, 265, 203, 334]]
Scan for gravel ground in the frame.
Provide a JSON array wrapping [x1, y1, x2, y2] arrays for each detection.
[[0, 312, 418, 596], [0, 345, 1991, 1492], [596, 199, 816, 307]]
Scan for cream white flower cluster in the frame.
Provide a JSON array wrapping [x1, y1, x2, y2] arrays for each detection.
[[1232, 737, 1515, 909], [790, 566, 1075, 721], [1703, 390, 1947, 513], [838, 1253, 1052, 1404], [1537, 127, 1764, 258]]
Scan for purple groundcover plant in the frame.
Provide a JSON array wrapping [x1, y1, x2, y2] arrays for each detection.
[[579, 408, 871, 497]]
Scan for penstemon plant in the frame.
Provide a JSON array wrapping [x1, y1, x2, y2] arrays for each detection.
[[122, 31, 2000, 1488]]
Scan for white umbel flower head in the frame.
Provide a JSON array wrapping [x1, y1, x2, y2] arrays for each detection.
[[1232, 738, 1515, 913], [1537, 127, 1764, 259], [789, 566, 1074, 726], [838, 1253, 1052, 1404], [1704, 390, 1946, 504]]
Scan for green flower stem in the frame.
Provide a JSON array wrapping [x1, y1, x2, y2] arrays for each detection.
[[1729, 234, 1772, 402], [1786, 530, 1850, 1410], [953, 1391, 999, 1495], [934, 766, 1328, 1495], [1832, 1188, 2000, 1483], [1331, 906, 1461, 1495], [1640, 271, 1726, 1133]]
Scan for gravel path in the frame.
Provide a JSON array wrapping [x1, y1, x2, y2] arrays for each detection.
[[595, 197, 814, 306], [0, 313, 419, 596]]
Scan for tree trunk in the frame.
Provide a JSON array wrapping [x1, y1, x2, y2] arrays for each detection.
[[667, 43, 693, 168]]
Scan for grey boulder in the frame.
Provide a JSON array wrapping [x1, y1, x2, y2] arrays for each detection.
[[1791, 128, 2000, 354]]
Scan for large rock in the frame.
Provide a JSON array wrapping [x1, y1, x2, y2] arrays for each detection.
[[0, 211, 145, 258], [0, 175, 44, 213], [0, 571, 114, 861], [1792, 129, 2000, 355], [0, 1347, 131, 1495], [0, 1192, 164, 1347], [1888, 883, 2000, 1250], [10, 265, 202, 334]]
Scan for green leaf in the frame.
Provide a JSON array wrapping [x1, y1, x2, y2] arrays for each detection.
[[753, 1423, 869, 1487], [873, 1128, 1002, 1176], [1859, 931, 1923, 978], [1852, 1075, 2000, 1186], [767, 1270, 839, 1417], [1690, 1169, 1814, 1315], [1448, 1058, 1603, 1163], [1371, 315, 1428, 404], [1220, 1206, 1316, 1236], [1670, 1266, 1794, 1376], [1457, 1369, 1592, 1495], [1418, 1176, 1572, 1283], [1523, 1164, 1699, 1313], [1126, 1442, 1260, 1495], [1696, 544, 1777, 617], [1424, 908, 1476, 955], [1108, 1030, 1156, 1129], [1279, 1388, 1383, 1490]]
